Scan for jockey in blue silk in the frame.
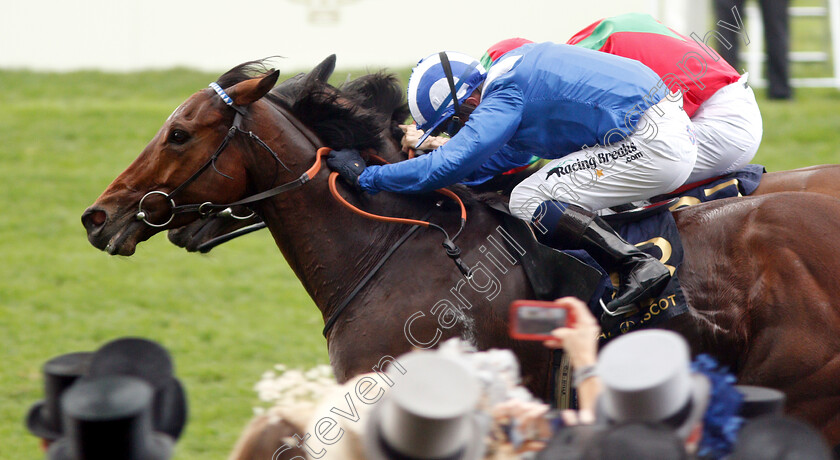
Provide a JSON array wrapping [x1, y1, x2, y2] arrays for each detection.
[[327, 43, 699, 313]]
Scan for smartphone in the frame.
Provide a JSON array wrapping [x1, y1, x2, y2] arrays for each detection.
[[509, 300, 575, 341]]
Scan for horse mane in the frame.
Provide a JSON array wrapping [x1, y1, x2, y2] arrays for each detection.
[[285, 73, 401, 151], [340, 72, 411, 147]]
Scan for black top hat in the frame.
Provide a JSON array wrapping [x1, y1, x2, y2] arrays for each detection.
[[535, 425, 602, 460], [26, 351, 93, 440], [86, 337, 188, 440], [735, 385, 786, 419], [47, 375, 173, 460], [581, 423, 687, 460]]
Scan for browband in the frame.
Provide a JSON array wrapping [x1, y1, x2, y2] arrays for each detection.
[[209, 82, 234, 106], [209, 82, 247, 115]]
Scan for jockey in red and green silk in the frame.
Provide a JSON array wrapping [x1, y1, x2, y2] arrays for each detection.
[[480, 13, 763, 185], [565, 13, 740, 118]]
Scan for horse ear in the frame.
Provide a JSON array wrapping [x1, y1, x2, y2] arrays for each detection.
[[228, 70, 281, 106], [309, 54, 336, 83], [270, 55, 337, 106], [272, 72, 306, 103]]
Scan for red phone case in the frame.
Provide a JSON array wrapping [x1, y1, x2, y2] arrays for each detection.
[[509, 300, 576, 341]]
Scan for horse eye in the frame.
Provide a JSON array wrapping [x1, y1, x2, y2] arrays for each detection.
[[168, 129, 190, 145]]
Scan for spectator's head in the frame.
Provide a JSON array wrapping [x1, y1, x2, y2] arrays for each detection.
[[86, 337, 187, 440], [582, 423, 687, 460], [289, 372, 379, 460], [407, 51, 486, 148], [364, 351, 488, 460], [26, 352, 93, 448], [480, 38, 534, 68], [227, 409, 309, 460], [730, 414, 833, 460], [47, 375, 173, 460], [595, 330, 709, 442]]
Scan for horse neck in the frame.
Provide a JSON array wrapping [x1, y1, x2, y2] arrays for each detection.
[[261, 182, 434, 322], [244, 103, 433, 322]]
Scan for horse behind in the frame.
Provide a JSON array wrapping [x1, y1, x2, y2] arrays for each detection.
[[81, 58, 840, 446]]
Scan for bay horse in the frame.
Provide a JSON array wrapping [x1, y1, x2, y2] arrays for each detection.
[[81, 59, 840, 445]]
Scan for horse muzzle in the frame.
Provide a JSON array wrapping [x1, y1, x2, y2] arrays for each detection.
[[81, 205, 149, 256]]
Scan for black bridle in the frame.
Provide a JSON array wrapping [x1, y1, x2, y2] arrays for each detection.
[[135, 84, 310, 228]]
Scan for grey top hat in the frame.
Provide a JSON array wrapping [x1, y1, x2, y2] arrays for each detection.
[[47, 375, 173, 460], [364, 351, 488, 460], [596, 330, 710, 440], [26, 351, 93, 441], [86, 337, 188, 440]]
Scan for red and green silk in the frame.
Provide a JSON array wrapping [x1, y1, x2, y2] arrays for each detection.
[[480, 37, 534, 69], [566, 13, 740, 117]]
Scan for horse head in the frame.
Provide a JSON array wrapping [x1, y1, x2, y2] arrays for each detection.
[[164, 63, 410, 253], [82, 55, 407, 256], [162, 55, 336, 253]]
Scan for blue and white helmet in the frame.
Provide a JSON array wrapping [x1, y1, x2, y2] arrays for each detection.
[[407, 51, 486, 148]]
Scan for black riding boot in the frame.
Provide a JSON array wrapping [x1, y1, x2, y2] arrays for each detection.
[[537, 204, 671, 314]]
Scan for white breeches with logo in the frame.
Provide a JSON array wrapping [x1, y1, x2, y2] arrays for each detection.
[[509, 93, 698, 220]]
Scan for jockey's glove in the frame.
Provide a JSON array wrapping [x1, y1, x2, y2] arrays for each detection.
[[327, 148, 366, 191]]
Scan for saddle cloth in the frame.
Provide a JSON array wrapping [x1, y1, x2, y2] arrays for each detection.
[[494, 163, 765, 341]]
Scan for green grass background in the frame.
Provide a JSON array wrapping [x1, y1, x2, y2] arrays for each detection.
[[2, 14, 840, 458], [0, 68, 336, 457]]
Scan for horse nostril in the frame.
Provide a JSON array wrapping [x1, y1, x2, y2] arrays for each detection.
[[82, 208, 107, 231], [90, 211, 106, 226]]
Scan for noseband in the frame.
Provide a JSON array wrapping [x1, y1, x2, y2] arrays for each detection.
[[135, 82, 313, 227]]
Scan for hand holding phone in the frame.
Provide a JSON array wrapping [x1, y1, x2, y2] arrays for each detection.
[[509, 300, 576, 341]]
